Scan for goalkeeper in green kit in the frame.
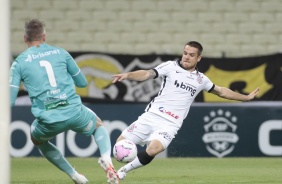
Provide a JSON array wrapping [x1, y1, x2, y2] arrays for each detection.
[[9, 19, 119, 184]]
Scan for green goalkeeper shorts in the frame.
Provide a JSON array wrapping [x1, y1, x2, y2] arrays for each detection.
[[31, 104, 97, 142]]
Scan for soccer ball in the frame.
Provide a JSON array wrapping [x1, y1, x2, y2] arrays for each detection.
[[113, 139, 137, 163]]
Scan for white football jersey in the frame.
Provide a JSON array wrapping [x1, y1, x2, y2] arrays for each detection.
[[145, 60, 214, 128]]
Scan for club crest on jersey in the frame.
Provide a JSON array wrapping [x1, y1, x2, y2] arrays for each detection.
[[127, 123, 137, 132], [196, 74, 203, 84], [159, 107, 179, 119], [202, 109, 239, 158]]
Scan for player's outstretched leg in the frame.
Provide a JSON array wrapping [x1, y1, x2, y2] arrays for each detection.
[[98, 157, 119, 184], [37, 141, 89, 184], [117, 150, 155, 180]]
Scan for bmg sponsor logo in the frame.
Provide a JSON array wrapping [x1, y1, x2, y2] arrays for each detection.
[[174, 80, 196, 96], [202, 109, 239, 158]]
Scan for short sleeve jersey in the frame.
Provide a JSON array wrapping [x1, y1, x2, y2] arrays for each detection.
[[145, 60, 214, 128], [10, 43, 82, 123]]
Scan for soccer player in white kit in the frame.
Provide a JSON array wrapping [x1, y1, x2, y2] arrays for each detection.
[[112, 41, 260, 180]]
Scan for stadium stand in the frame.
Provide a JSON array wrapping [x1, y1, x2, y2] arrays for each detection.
[[10, 0, 282, 57]]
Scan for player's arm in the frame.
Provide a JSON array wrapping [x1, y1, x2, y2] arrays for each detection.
[[9, 61, 21, 106], [66, 52, 88, 88], [210, 85, 260, 102], [71, 70, 87, 88], [10, 86, 20, 106], [112, 69, 156, 83]]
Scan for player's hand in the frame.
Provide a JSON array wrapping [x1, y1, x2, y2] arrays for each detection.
[[247, 87, 260, 101], [112, 73, 128, 83]]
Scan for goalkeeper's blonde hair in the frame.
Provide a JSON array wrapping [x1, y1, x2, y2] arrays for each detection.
[[24, 19, 46, 42]]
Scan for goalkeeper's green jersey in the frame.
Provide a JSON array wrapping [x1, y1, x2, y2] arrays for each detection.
[[10, 43, 87, 123]]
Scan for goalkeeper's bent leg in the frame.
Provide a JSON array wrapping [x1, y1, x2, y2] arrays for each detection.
[[93, 126, 113, 165], [37, 141, 76, 175]]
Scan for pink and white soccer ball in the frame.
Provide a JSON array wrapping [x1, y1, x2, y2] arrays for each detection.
[[113, 139, 137, 163]]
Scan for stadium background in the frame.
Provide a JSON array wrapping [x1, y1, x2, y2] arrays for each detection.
[[10, 0, 282, 57], [10, 0, 282, 158]]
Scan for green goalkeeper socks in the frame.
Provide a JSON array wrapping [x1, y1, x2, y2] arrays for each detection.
[[37, 141, 75, 176], [36, 126, 112, 176], [93, 126, 112, 165]]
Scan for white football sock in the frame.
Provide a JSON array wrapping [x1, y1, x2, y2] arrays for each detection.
[[123, 156, 143, 173]]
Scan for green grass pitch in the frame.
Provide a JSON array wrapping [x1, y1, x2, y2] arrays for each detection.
[[11, 157, 282, 184]]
